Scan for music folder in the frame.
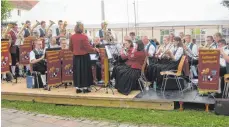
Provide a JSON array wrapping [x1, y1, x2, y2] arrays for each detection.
[[44, 47, 61, 58]]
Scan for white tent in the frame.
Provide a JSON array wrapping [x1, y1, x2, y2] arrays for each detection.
[[18, 0, 229, 28]]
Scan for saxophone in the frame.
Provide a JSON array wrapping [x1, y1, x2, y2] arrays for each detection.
[[2, 24, 13, 39]]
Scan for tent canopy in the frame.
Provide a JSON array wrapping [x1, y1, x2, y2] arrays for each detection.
[[18, 0, 229, 28]]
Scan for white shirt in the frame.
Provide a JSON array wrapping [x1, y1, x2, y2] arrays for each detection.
[[144, 42, 156, 57], [220, 46, 229, 67], [49, 44, 60, 48], [186, 42, 198, 57], [52, 25, 60, 37], [170, 46, 184, 61], [29, 49, 45, 63], [37, 26, 46, 37], [209, 42, 217, 49]]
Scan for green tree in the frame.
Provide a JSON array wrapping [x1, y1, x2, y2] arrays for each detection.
[[1, 0, 13, 21], [222, 0, 229, 9]]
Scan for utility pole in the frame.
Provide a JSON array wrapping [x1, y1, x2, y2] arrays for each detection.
[[101, 0, 105, 21], [133, 0, 137, 35], [127, 0, 129, 31]]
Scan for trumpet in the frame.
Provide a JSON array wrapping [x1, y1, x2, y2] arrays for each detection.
[[183, 44, 197, 58]]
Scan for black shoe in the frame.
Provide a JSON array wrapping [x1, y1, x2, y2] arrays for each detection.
[[82, 89, 91, 93], [43, 85, 48, 90], [76, 89, 82, 93]]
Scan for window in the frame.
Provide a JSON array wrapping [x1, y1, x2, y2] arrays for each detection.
[[160, 29, 174, 44], [190, 28, 206, 46], [8, 11, 12, 17], [222, 28, 229, 44], [18, 10, 21, 16]]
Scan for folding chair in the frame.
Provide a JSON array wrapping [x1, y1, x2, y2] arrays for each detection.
[[138, 57, 151, 92], [222, 74, 229, 98], [160, 56, 186, 96]]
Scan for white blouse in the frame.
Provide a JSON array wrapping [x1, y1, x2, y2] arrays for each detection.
[[170, 46, 184, 61]]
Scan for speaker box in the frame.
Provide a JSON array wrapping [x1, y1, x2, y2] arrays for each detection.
[[161, 77, 185, 90], [215, 99, 229, 116]]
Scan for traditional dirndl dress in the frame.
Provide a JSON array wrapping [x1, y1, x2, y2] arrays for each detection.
[[73, 54, 93, 88], [116, 66, 141, 95]]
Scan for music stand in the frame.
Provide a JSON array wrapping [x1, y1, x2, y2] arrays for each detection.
[[95, 44, 121, 94], [45, 47, 61, 91]]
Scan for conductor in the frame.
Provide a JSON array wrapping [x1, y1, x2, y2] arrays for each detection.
[[69, 22, 99, 93]]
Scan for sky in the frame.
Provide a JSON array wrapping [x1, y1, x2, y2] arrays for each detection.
[[18, 0, 229, 25]]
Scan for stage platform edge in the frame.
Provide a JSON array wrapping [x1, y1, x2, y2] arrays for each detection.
[[2, 91, 174, 110]]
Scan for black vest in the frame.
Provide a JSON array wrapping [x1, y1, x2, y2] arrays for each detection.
[[99, 29, 103, 38], [39, 28, 45, 37], [56, 28, 60, 45], [24, 28, 30, 37], [32, 49, 46, 74]]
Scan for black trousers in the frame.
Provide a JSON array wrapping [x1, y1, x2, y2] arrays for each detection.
[[96, 62, 102, 81], [220, 67, 227, 94]]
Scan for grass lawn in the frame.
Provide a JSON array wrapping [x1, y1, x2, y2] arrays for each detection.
[[2, 100, 229, 127]]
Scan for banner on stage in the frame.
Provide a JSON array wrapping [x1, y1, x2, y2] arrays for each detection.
[[1, 40, 10, 73], [60, 49, 73, 83], [99, 48, 109, 85], [47, 50, 61, 86], [198, 49, 220, 91], [19, 39, 32, 65]]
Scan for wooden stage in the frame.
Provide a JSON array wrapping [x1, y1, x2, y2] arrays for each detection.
[[1, 78, 174, 110]]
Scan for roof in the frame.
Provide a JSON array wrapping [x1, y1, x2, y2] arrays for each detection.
[[69, 20, 229, 29], [9, 0, 39, 10]]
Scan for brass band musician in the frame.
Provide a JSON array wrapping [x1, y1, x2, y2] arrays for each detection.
[[205, 36, 217, 49], [8, 23, 19, 77], [217, 39, 229, 97], [96, 21, 116, 44]]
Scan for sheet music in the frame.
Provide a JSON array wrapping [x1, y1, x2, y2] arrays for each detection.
[[105, 45, 113, 59], [90, 54, 98, 60]]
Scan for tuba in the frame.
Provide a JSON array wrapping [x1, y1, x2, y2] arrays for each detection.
[[60, 21, 67, 35], [15, 23, 27, 45], [2, 24, 13, 39], [103, 23, 114, 43], [46, 20, 55, 36], [30, 20, 40, 36]]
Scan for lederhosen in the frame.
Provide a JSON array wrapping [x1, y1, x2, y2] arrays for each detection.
[[9, 30, 19, 66], [32, 49, 46, 75], [23, 28, 31, 72]]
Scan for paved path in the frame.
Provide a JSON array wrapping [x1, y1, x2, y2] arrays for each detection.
[[1, 108, 158, 127]]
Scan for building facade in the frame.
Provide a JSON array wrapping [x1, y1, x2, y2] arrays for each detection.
[[81, 20, 229, 46], [6, 0, 38, 25]]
